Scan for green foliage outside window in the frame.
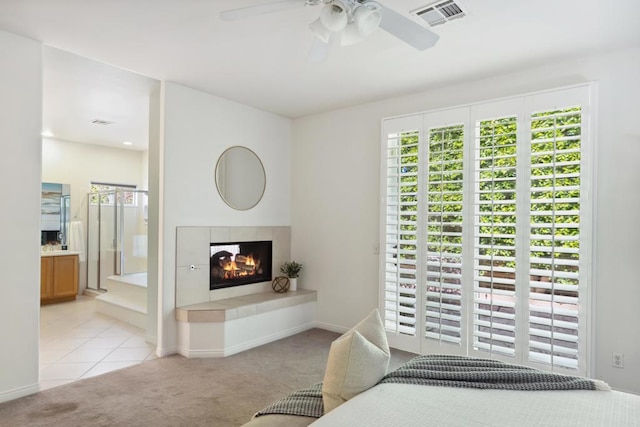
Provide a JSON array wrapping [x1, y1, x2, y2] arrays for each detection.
[[530, 107, 582, 287], [420, 108, 581, 287], [398, 132, 419, 266], [477, 116, 518, 268], [427, 125, 464, 258]]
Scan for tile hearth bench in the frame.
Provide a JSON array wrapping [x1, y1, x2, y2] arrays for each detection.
[[176, 289, 317, 358]]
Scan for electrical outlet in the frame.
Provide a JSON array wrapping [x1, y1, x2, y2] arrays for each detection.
[[612, 352, 624, 369]]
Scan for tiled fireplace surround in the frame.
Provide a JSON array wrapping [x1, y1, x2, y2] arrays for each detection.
[[175, 226, 317, 358]]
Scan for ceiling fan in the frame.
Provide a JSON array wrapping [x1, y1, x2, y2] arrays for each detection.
[[220, 0, 440, 61]]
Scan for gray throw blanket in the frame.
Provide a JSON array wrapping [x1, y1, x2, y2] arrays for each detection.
[[379, 354, 610, 391], [254, 355, 609, 419], [255, 382, 324, 419]]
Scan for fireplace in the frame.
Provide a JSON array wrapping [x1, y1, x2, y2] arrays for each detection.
[[210, 240, 273, 290]]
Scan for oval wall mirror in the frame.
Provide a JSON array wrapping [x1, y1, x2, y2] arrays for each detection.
[[215, 146, 266, 210]]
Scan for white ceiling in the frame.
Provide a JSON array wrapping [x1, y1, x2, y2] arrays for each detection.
[[0, 0, 639, 149], [43, 47, 158, 150]]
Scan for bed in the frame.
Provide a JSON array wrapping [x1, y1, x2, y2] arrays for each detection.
[[243, 310, 640, 426], [310, 383, 640, 427]]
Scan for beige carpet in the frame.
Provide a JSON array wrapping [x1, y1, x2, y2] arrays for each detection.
[[0, 329, 416, 427]]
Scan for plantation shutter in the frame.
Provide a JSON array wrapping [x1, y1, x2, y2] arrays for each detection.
[[528, 104, 585, 371], [380, 85, 592, 372], [381, 116, 423, 351], [424, 123, 465, 346], [471, 114, 519, 358]]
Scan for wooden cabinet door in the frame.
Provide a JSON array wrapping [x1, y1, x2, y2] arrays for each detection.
[[52, 255, 78, 298], [40, 257, 54, 299]]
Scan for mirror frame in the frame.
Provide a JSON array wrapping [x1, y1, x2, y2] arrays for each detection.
[[215, 146, 266, 211]]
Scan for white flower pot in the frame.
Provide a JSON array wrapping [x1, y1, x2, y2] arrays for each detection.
[[289, 277, 297, 291]]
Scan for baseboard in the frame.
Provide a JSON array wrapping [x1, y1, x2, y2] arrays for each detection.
[[177, 347, 226, 358], [0, 382, 39, 404], [156, 346, 178, 358], [314, 321, 349, 335]]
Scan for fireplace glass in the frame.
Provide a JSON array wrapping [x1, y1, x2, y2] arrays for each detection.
[[210, 241, 272, 290]]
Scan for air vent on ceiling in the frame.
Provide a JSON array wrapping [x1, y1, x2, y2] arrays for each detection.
[[413, 0, 466, 27], [91, 119, 114, 125]]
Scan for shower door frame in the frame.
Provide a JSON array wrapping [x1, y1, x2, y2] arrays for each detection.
[[87, 187, 148, 291]]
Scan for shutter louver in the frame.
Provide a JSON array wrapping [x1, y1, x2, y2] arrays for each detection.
[[528, 107, 582, 371], [425, 124, 464, 345], [384, 129, 420, 336], [473, 116, 518, 358]]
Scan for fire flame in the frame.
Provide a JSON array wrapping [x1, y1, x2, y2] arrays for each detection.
[[222, 254, 258, 279]]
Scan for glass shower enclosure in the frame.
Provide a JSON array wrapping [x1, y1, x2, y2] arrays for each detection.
[[87, 189, 148, 290]]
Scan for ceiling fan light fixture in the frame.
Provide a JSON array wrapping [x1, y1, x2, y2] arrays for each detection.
[[319, 1, 348, 32], [353, 2, 382, 37], [221, 0, 442, 59], [309, 18, 332, 42], [341, 21, 364, 46]]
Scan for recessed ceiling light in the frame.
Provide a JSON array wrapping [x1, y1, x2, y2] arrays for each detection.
[[123, 141, 133, 146], [41, 130, 53, 137]]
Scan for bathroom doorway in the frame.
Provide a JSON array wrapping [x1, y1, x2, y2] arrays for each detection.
[[42, 46, 159, 331]]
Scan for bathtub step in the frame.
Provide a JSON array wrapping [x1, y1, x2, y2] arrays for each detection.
[[96, 275, 147, 329]]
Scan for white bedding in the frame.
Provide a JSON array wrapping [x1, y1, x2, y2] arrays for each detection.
[[310, 383, 640, 427]]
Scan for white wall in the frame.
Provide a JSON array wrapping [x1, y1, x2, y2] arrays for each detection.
[[291, 47, 640, 394], [0, 30, 42, 402], [42, 138, 146, 291], [155, 82, 291, 355], [146, 86, 161, 345]]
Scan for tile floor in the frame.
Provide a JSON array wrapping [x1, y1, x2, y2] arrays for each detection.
[[39, 295, 157, 391]]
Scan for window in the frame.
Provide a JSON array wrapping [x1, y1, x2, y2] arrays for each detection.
[[381, 85, 593, 374], [89, 183, 137, 206]]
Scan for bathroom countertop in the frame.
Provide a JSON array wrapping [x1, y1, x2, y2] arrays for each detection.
[[41, 250, 82, 257]]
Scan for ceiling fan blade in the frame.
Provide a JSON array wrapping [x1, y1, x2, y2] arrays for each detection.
[[220, 0, 304, 22], [378, 4, 440, 50], [307, 36, 332, 63]]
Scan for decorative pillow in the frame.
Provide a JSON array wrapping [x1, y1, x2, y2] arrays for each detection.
[[321, 308, 390, 413]]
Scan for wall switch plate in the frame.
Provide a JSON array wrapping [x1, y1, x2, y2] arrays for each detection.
[[612, 352, 624, 368]]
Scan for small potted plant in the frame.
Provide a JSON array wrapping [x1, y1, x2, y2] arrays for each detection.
[[280, 261, 302, 291]]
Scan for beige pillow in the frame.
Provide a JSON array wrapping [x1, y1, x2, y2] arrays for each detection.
[[322, 309, 390, 413]]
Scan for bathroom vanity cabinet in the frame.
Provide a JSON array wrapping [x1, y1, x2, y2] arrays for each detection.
[[40, 253, 79, 304]]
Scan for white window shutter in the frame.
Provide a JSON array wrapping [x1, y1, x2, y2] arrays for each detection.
[[528, 106, 583, 371], [424, 123, 465, 346], [471, 115, 519, 358], [380, 85, 593, 374], [381, 116, 423, 352]]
